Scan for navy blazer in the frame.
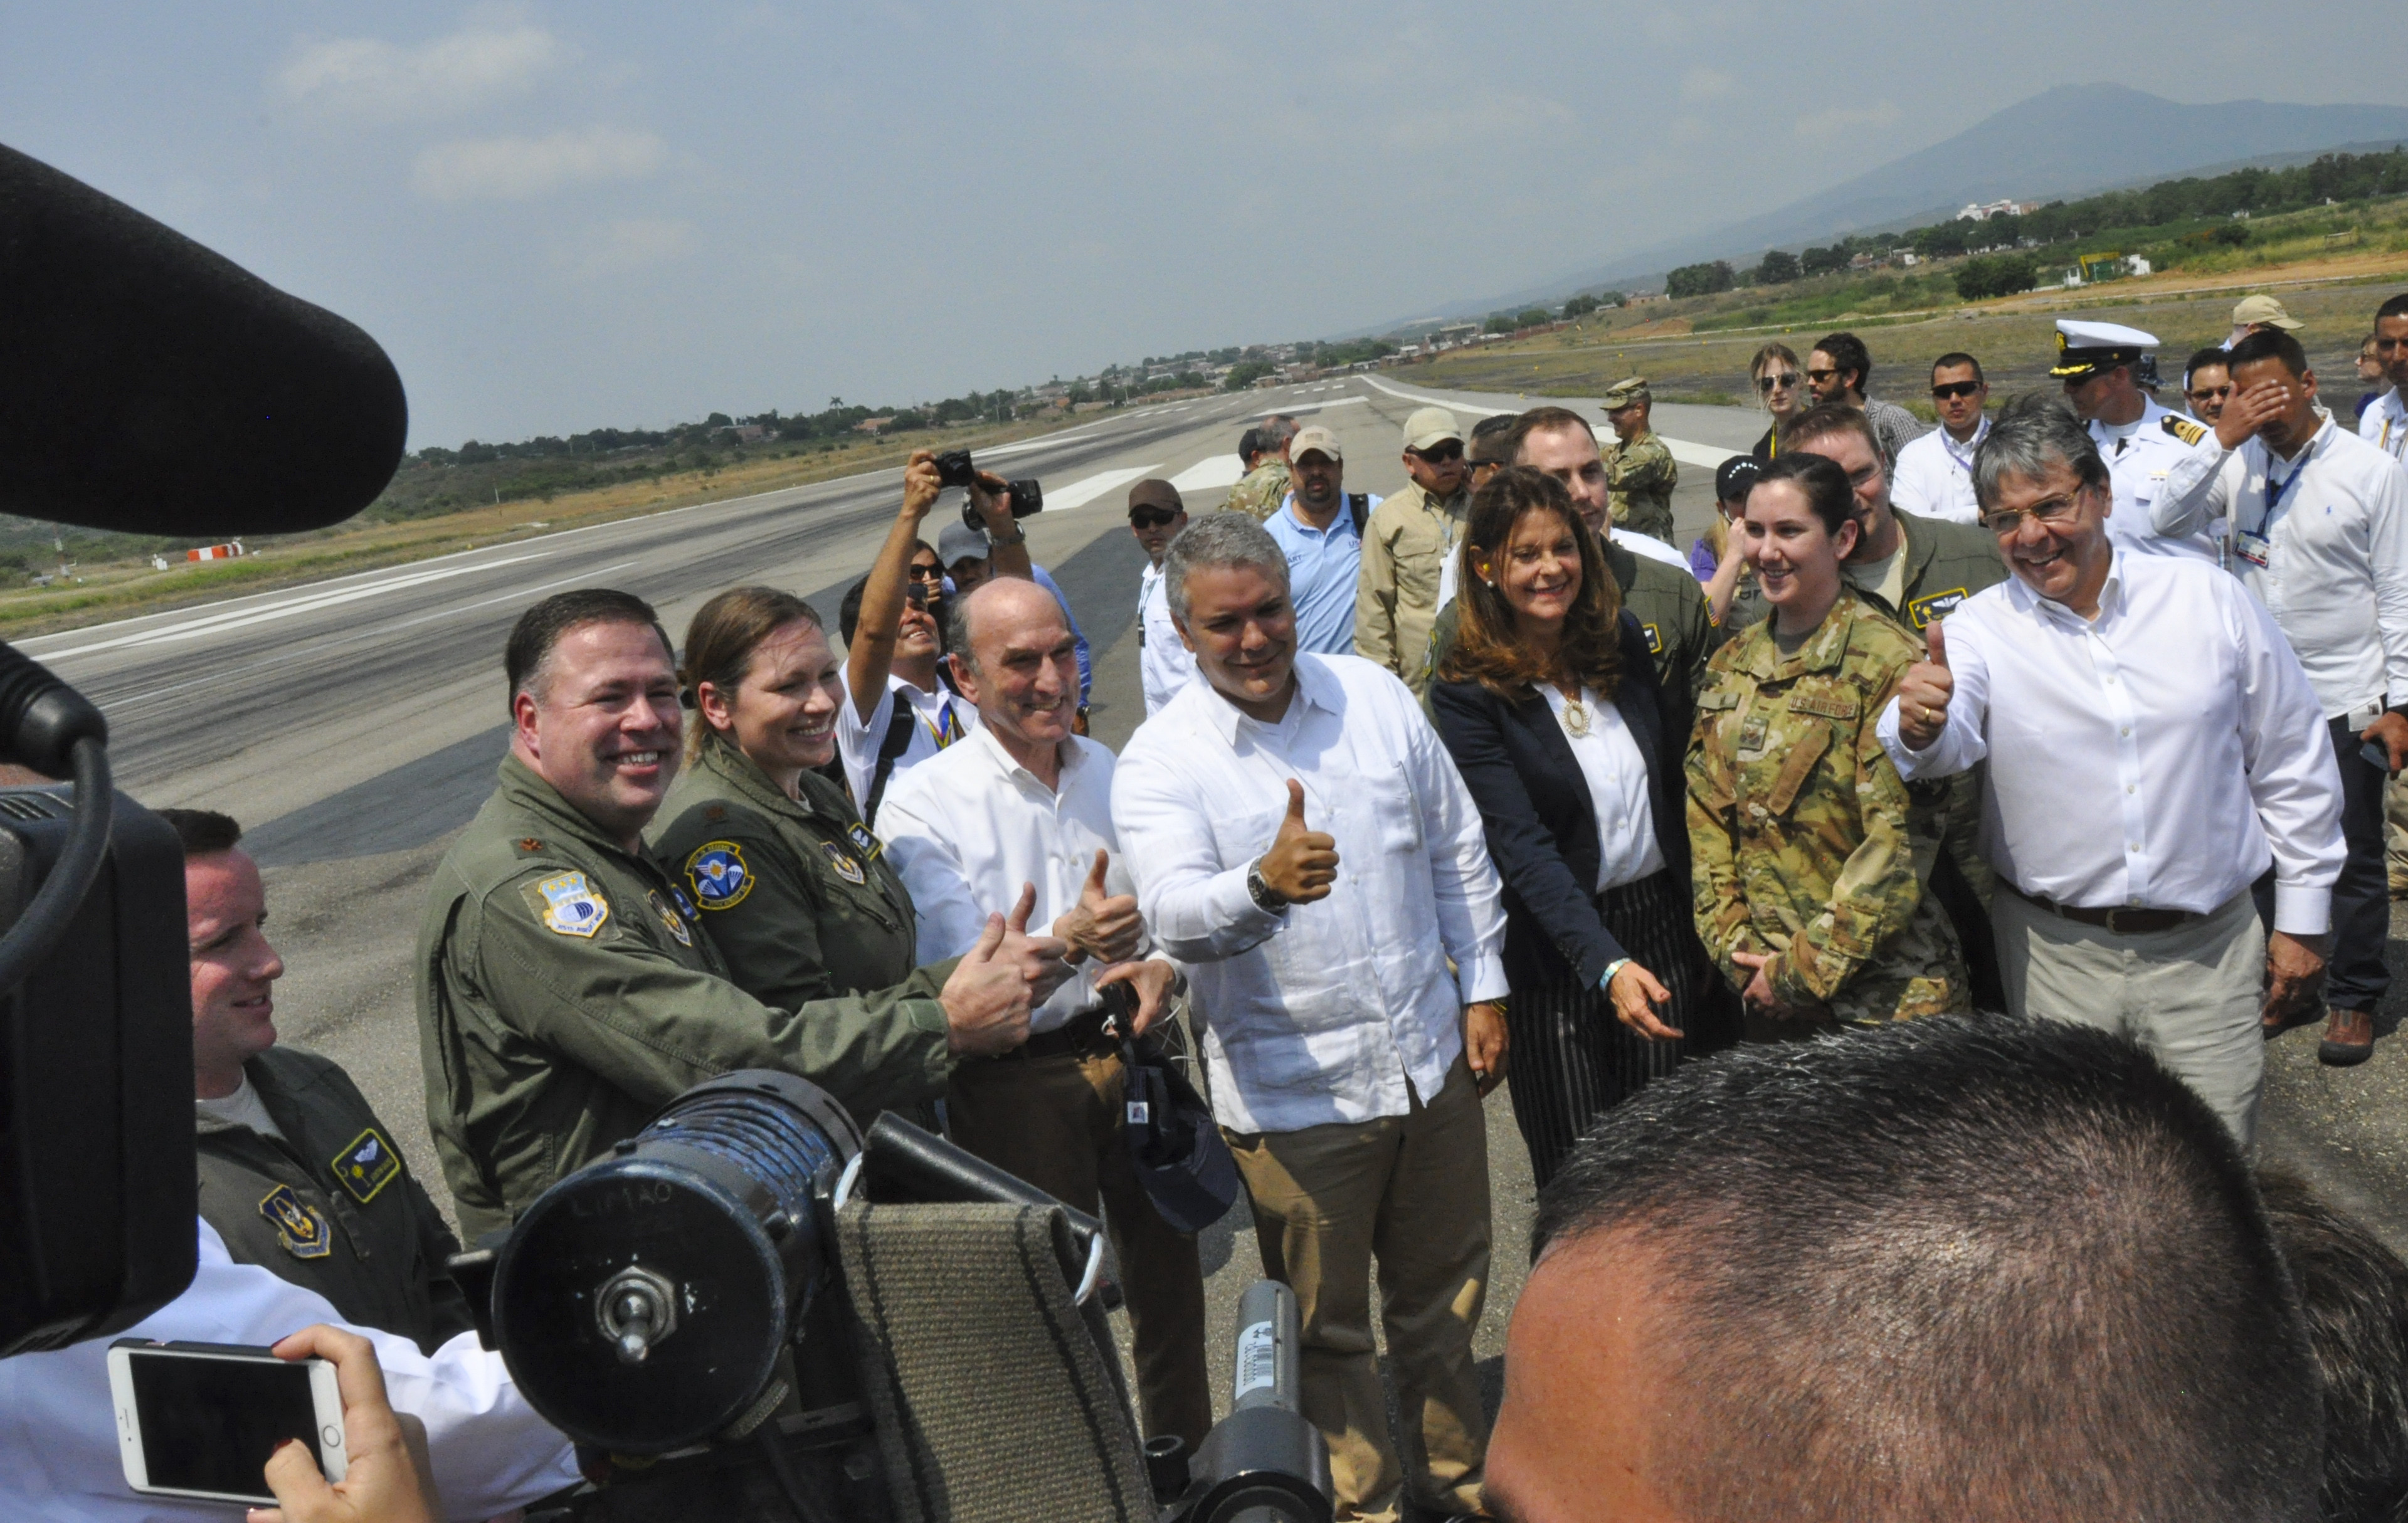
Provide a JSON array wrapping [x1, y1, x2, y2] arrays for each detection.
[[1430, 613, 1689, 993]]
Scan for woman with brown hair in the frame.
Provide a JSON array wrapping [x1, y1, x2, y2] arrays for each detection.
[[1749, 340, 1805, 459], [1428, 468, 1736, 1185], [648, 586, 1038, 1119]]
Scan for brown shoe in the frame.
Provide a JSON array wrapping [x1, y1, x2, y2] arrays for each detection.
[[2320, 1008, 2376, 1067]]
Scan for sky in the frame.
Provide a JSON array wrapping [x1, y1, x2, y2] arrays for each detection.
[[4, 3, 2397, 450]]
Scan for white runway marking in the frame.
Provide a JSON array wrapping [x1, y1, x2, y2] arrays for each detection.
[[1170, 456, 1248, 492], [1042, 466, 1163, 512], [45, 554, 549, 660]]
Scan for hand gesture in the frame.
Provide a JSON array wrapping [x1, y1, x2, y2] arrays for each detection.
[[903, 448, 941, 519], [1606, 961, 1683, 1041], [966, 470, 1018, 530], [1464, 1001, 1509, 1097], [1894, 620, 1953, 752], [1097, 958, 1178, 1036], [941, 900, 1037, 1058], [2363, 711, 2408, 775], [1258, 780, 1339, 904], [2214, 379, 2291, 451], [248, 1325, 436, 1523], [1054, 849, 1144, 964]]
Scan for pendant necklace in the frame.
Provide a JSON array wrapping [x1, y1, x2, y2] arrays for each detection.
[[1560, 686, 1592, 738]]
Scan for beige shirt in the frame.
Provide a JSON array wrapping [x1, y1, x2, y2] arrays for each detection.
[[1354, 480, 1471, 693]]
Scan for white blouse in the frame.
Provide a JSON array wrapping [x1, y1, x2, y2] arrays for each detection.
[[1538, 685, 1666, 892]]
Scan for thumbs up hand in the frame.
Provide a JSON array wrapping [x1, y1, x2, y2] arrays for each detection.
[[1895, 619, 1956, 752], [1257, 779, 1341, 905], [1053, 848, 1145, 964]]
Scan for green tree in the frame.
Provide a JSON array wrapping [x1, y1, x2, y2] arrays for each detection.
[[1562, 293, 1600, 318], [1954, 253, 2038, 300], [1222, 360, 1275, 391], [1666, 260, 1735, 298], [1516, 307, 1552, 329], [1752, 250, 1801, 285]]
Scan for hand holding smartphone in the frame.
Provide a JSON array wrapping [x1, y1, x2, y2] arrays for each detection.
[[108, 1339, 345, 1506]]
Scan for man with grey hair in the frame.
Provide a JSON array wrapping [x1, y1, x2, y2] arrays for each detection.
[[879, 576, 1211, 1448], [1226, 413, 1300, 520], [1113, 512, 1510, 1521], [1876, 406, 2344, 1146]]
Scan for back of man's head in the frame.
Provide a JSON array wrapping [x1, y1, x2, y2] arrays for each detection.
[[1260, 415, 1299, 455], [504, 588, 673, 712], [1530, 1013, 2321, 1523], [1505, 405, 1595, 465], [158, 807, 242, 859], [1468, 412, 1520, 465], [1778, 399, 1881, 458], [1814, 330, 1873, 394], [2258, 1172, 2408, 1523], [1238, 425, 1264, 467]]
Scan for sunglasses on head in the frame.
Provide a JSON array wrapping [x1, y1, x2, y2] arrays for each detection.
[[1931, 381, 1983, 400], [1411, 441, 1466, 463], [1129, 509, 1179, 529], [1757, 372, 1800, 393]]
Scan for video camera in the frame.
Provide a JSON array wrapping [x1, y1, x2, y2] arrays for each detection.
[[450, 1070, 1331, 1523], [932, 450, 1045, 530]]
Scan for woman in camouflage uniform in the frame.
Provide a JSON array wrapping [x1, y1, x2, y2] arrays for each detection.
[[1686, 454, 1969, 1031]]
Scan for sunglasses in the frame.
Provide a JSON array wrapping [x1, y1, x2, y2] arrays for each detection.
[[1805, 368, 1839, 383], [906, 562, 944, 582], [2186, 384, 2234, 403], [1931, 381, 1983, 400], [1411, 442, 1466, 464], [1129, 509, 1180, 529], [1757, 373, 1800, 393]]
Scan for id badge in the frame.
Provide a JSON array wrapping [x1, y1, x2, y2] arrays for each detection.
[[2234, 529, 2271, 569]]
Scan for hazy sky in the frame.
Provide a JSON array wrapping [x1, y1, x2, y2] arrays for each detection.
[[4, 3, 2395, 448]]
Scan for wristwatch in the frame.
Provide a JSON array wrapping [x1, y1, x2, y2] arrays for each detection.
[[1245, 855, 1289, 913], [987, 524, 1026, 546]]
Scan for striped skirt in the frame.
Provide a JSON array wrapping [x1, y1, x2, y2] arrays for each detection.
[[1504, 867, 1739, 1188]]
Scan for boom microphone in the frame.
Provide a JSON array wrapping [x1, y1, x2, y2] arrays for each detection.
[[0, 142, 408, 537]]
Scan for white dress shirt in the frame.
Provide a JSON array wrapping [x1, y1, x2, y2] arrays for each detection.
[[2363, 387, 2406, 467], [0, 1218, 579, 1523], [1138, 561, 1198, 715], [879, 727, 1156, 1032], [1536, 685, 1665, 891], [1888, 418, 1987, 524], [835, 671, 979, 824], [1111, 652, 1509, 1134], [2091, 399, 2221, 561], [2153, 413, 2408, 719], [1875, 552, 2343, 934]]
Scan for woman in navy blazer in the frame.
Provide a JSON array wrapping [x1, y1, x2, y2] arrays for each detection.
[[1430, 468, 1738, 1184]]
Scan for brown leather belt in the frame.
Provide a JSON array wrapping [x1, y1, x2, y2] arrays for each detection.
[[2006, 882, 2205, 936], [990, 1005, 1116, 1062]]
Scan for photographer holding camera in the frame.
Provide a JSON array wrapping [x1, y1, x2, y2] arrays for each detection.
[[837, 450, 976, 826]]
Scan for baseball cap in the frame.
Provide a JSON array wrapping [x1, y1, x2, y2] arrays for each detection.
[[1289, 424, 1342, 463], [1127, 478, 1184, 516], [1601, 376, 1650, 409], [2231, 294, 2304, 331], [936, 519, 990, 567], [1714, 454, 1764, 503], [1402, 406, 1462, 453]]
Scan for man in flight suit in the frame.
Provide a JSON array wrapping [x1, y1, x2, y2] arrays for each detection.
[[415, 588, 1065, 1236]]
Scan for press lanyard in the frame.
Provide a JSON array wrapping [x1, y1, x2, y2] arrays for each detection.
[[2253, 450, 2310, 534], [1942, 423, 1985, 476]]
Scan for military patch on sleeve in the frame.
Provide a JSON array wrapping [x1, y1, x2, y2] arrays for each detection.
[[647, 890, 694, 948], [329, 1127, 403, 1205], [1642, 623, 1663, 655], [846, 823, 884, 862], [1904, 588, 1968, 630], [821, 841, 867, 885], [684, 841, 754, 909], [525, 871, 610, 937], [258, 1184, 333, 1260], [2162, 414, 2209, 446], [669, 885, 699, 920]]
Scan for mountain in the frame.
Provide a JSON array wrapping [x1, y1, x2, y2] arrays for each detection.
[[1435, 85, 2408, 320]]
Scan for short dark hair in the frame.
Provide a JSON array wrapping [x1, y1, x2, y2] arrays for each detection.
[[2259, 1173, 2408, 1523], [1930, 350, 1983, 384], [504, 589, 673, 714], [1505, 406, 1595, 465], [837, 540, 938, 645], [1812, 330, 1872, 394], [2375, 292, 2408, 325], [1467, 412, 1519, 465], [2185, 347, 2232, 386], [158, 808, 243, 858], [1751, 451, 1856, 538], [1777, 399, 1883, 462], [2227, 327, 2311, 378], [1237, 426, 1264, 465], [1533, 1013, 2321, 1523]]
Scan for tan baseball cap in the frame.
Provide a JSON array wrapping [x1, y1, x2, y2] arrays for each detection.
[[1401, 406, 1462, 453], [1289, 424, 1342, 463], [1601, 376, 1651, 409], [2231, 294, 2304, 331]]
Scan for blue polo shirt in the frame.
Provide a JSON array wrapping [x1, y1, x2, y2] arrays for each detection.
[[1265, 492, 1378, 655]]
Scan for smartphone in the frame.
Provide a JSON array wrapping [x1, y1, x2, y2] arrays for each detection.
[[107, 1339, 345, 1505], [2363, 739, 2395, 774]]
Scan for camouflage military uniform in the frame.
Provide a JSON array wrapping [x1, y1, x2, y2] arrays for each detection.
[[1603, 430, 1678, 543], [1686, 588, 1968, 1026], [1223, 459, 1291, 522]]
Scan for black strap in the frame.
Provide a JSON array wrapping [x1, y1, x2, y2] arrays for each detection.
[[1348, 492, 1370, 537], [861, 698, 919, 826]]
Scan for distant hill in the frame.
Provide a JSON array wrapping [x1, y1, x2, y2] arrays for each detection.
[[1430, 84, 2408, 321]]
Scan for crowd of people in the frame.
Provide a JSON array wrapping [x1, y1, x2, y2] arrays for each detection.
[[17, 288, 2408, 1523]]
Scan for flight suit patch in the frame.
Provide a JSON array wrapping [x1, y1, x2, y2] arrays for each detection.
[[1904, 588, 1967, 630], [527, 872, 610, 937], [669, 885, 699, 920], [648, 890, 694, 948], [846, 823, 884, 862], [1641, 623, 1663, 655], [330, 1128, 403, 1205], [685, 841, 754, 909], [259, 1184, 332, 1260], [821, 841, 867, 885]]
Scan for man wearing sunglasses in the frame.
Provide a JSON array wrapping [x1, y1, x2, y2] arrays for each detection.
[[1356, 406, 1471, 695], [1889, 353, 1990, 525], [1806, 332, 1926, 468], [2184, 349, 2234, 427], [1128, 477, 1195, 715]]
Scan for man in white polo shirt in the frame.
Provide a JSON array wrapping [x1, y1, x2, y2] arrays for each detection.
[[1889, 351, 1989, 524], [2366, 291, 2408, 467]]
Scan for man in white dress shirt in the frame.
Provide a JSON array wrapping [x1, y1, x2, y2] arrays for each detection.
[[2366, 291, 2408, 467], [1112, 512, 1509, 1523], [1127, 477, 1195, 715], [2052, 319, 2222, 561], [1888, 352, 1988, 524], [1882, 405, 2345, 1146], [837, 451, 976, 825], [2152, 327, 2408, 1068], [877, 576, 1210, 1450]]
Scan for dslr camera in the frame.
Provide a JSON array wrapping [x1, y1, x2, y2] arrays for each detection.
[[933, 449, 1045, 530]]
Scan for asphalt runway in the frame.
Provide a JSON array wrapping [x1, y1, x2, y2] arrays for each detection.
[[48, 370, 2408, 1447]]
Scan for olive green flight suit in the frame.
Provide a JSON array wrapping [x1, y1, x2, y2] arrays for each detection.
[[416, 756, 955, 1238], [198, 1046, 475, 1354]]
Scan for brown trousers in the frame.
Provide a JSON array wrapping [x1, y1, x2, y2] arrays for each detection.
[[1222, 1056, 1492, 1523], [946, 1047, 1214, 1449]]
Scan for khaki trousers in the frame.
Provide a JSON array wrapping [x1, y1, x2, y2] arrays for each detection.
[[946, 1048, 1214, 1449], [1993, 887, 2265, 1149], [1222, 1056, 1492, 1523], [2387, 774, 2408, 892]]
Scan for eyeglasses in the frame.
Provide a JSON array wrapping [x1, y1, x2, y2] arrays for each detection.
[[1931, 381, 1983, 400], [1757, 373, 1800, 393], [1129, 509, 1180, 529], [1410, 441, 1466, 463], [1980, 488, 2089, 537], [1805, 368, 1839, 383]]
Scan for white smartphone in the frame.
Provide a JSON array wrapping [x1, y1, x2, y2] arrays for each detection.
[[107, 1339, 346, 1505]]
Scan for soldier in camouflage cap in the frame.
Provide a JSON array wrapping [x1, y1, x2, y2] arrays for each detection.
[[1223, 413, 1299, 521], [1687, 455, 1969, 1030], [1600, 377, 1679, 544]]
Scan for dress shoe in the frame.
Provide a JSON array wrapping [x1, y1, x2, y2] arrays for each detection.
[[2319, 1008, 2375, 1067]]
